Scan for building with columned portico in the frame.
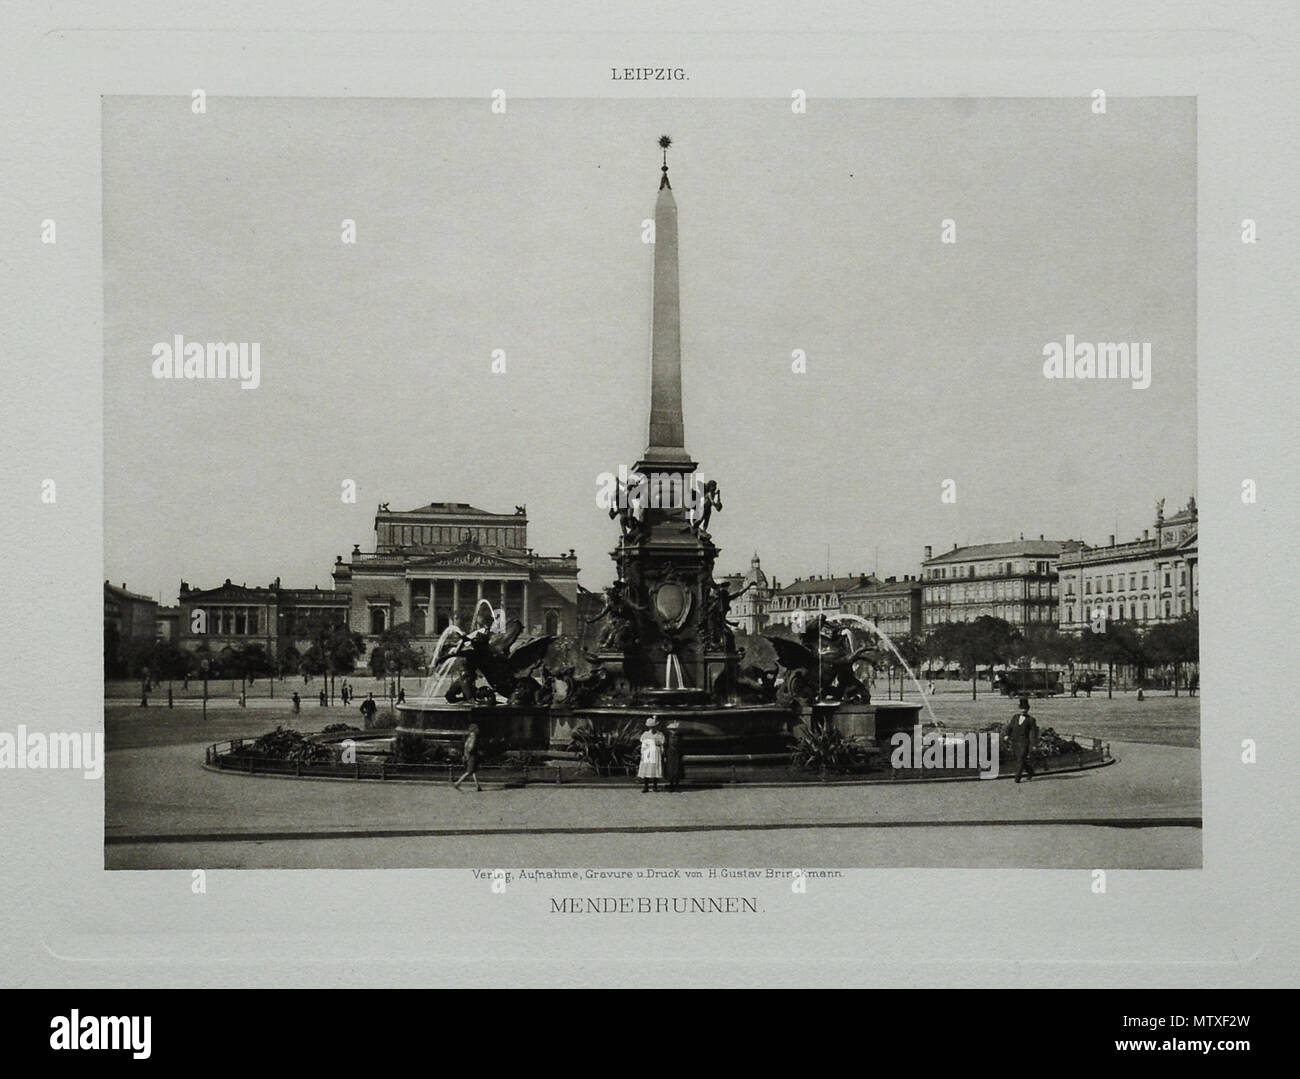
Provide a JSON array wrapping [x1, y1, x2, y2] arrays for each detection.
[[332, 502, 581, 659]]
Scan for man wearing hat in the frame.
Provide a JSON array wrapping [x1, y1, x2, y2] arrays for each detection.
[[638, 716, 665, 793], [1005, 697, 1039, 783]]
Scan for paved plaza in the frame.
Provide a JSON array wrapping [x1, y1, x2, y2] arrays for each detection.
[[104, 694, 1201, 870]]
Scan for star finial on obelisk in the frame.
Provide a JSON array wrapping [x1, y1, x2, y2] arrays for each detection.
[[659, 134, 672, 189]]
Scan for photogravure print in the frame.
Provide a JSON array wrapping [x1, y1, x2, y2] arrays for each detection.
[[100, 96, 1198, 873]]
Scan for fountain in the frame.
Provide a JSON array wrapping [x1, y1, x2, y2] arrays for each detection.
[[394, 138, 924, 766]]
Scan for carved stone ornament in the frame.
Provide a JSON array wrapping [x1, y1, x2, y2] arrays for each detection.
[[652, 581, 692, 632]]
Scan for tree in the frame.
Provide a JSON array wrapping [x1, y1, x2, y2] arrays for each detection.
[[377, 622, 427, 695], [924, 622, 963, 683], [228, 643, 274, 700], [302, 619, 365, 705], [1145, 613, 1198, 696], [958, 617, 1019, 700], [874, 632, 924, 699], [1092, 619, 1143, 698], [277, 640, 301, 678]]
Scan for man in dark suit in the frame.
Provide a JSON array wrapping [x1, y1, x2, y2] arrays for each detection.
[[1005, 697, 1039, 783]]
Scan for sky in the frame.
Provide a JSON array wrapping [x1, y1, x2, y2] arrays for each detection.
[[103, 96, 1196, 601]]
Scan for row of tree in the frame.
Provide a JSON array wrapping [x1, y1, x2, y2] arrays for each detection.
[[869, 613, 1200, 699], [108, 618, 433, 696]]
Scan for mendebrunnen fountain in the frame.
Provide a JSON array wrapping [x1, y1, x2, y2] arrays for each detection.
[[212, 139, 1113, 783], [390, 137, 926, 773]]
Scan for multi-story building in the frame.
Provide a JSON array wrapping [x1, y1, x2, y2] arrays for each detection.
[[332, 501, 581, 658], [921, 537, 1083, 630], [716, 554, 772, 637], [155, 606, 180, 640], [841, 575, 924, 639], [176, 578, 349, 662], [169, 501, 583, 671], [1056, 497, 1198, 630], [104, 581, 159, 675], [767, 572, 880, 628]]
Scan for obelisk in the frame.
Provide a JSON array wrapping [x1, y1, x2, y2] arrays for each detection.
[[640, 135, 694, 468]]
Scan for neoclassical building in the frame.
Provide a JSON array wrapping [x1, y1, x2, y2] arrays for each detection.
[[332, 502, 581, 651], [1056, 497, 1198, 630], [175, 578, 349, 661], [172, 501, 582, 671]]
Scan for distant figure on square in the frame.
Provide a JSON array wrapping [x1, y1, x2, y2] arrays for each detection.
[[454, 723, 482, 792], [291, 691, 301, 714], [662, 720, 684, 792], [927, 680, 935, 695], [639, 716, 664, 793], [359, 692, 377, 726], [319, 688, 327, 707], [1005, 697, 1039, 784]]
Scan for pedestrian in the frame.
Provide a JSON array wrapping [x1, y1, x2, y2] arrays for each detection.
[[319, 688, 327, 707], [291, 691, 301, 714], [454, 723, 482, 792], [662, 720, 684, 792], [359, 692, 377, 727], [927, 680, 935, 695], [1004, 697, 1039, 784], [397, 687, 406, 704], [638, 716, 664, 793]]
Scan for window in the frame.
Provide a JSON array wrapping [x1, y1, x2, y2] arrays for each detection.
[[1142, 602, 1148, 619], [1164, 572, 1171, 587], [1106, 576, 1113, 592], [1179, 569, 1187, 586], [1085, 580, 1092, 595], [1129, 575, 1137, 590], [545, 611, 559, 635], [370, 608, 387, 634], [1142, 573, 1149, 588]]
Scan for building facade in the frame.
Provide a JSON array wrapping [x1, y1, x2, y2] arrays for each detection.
[[175, 578, 349, 662], [332, 502, 581, 660], [841, 575, 924, 639], [767, 572, 880, 628], [717, 554, 772, 637], [1056, 498, 1198, 630], [104, 581, 159, 675], [921, 537, 1082, 630], [168, 501, 582, 672]]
